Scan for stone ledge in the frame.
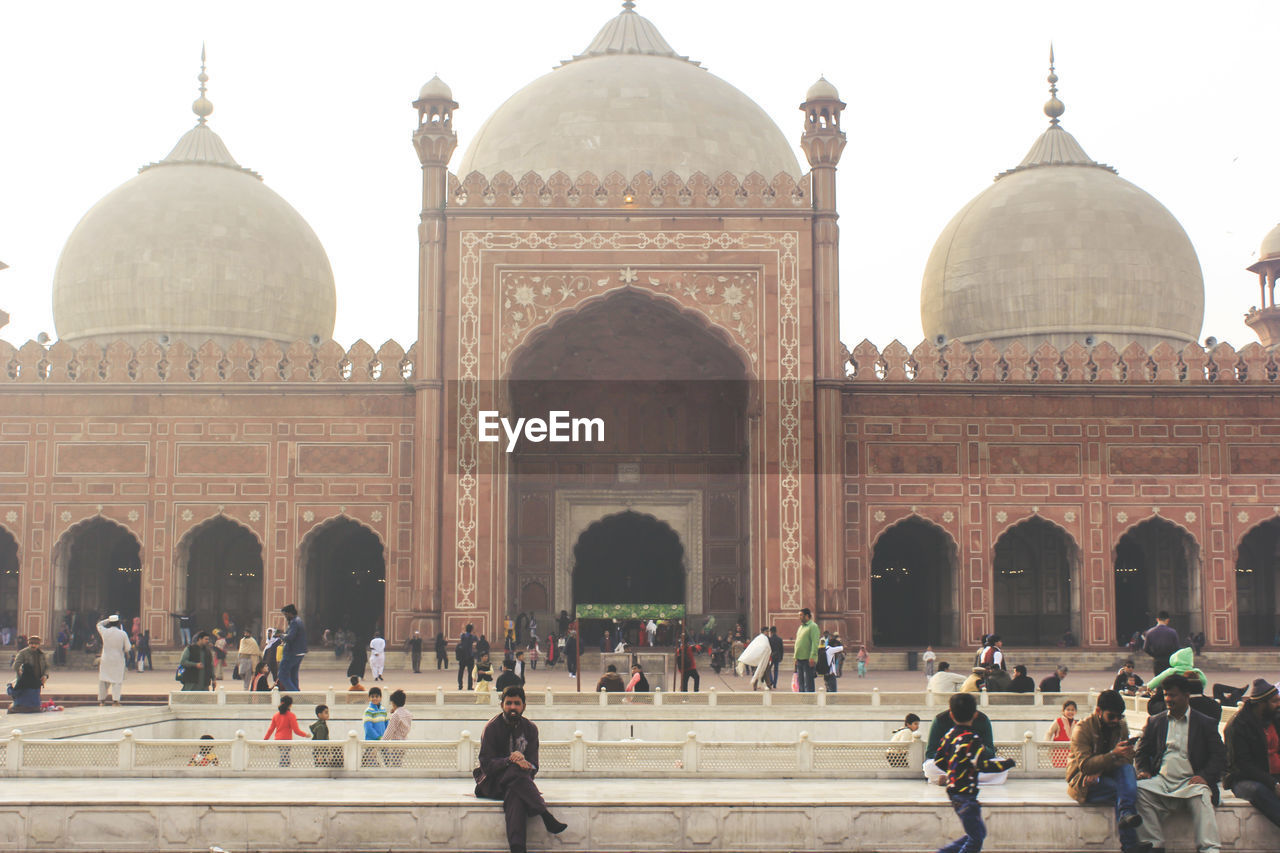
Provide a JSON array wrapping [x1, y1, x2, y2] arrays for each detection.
[[0, 779, 1276, 852]]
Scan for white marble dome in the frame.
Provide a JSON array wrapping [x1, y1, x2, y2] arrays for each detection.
[[457, 6, 800, 181], [921, 123, 1204, 352], [53, 122, 336, 347], [1258, 223, 1280, 262]]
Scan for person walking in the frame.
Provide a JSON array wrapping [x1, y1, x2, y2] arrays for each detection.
[[406, 631, 423, 673], [856, 645, 868, 678], [676, 633, 700, 692], [347, 634, 368, 681], [277, 604, 307, 691], [179, 631, 216, 692], [1134, 674, 1225, 853], [794, 608, 819, 693], [473, 685, 568, 853], [263, 695, 310, 741], [1040, 665, 1070, 693], [435, 632, 449, 670], [1222, 678, 1280, 829], [96, 615, 131, 706], [249, 660, 272, 691], [237, 629, 261, 691], [646, 619, 657, 648], [1065, 690, 1148, 853], [737, 626, 773, 690], [923, 645, 937, 679], [457, 623, 476, 691], [1141, 611, 1180, 678], [767, 626, 784, 689], [931, 691, 1017, 853], [212, 630, 228, 681], [369, 636, 387, 682]]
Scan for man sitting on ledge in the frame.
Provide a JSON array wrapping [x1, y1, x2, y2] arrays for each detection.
[[1066, 689, 1150, 853], [474, 685, 568, 853], [1223, 678, 1280, 830]]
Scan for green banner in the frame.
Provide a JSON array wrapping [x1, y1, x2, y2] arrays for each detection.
[[574, 603, 686, 620]]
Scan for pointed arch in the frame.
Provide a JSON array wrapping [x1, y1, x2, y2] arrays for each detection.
[[992, 516, 1081, 646], [50, 516, 143, 640], [174, 515, 264, 641], [870, 514, 960, 647], [1234, 517, 1280, 646], [297, 515, 387, 643], [1113, 516, 1201, 643], [0, 523, 19, 640]]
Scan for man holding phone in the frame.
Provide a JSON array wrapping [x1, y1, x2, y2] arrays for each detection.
[[1067, 689, 1151, 853]]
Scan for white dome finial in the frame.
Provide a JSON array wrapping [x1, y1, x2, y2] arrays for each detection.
[[1044, 43, 1065, 126], [192, 42, 214, 125]]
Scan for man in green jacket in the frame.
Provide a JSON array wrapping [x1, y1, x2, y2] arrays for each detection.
[[179, 632, 216, 692], [794, 608, 819, 693]]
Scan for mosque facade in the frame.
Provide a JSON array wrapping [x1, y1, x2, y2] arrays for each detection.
[[2, 5, 1279, 652]]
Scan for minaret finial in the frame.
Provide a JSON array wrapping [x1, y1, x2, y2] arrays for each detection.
[[192, 41, 214, 125], [622, 0, 635, 11], [1044, 42, 1065, 126]]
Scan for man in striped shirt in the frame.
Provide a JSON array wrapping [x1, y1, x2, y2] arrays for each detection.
[[932, 691, 1016, 852]]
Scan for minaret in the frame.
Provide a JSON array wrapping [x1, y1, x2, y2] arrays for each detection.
[[411, 75, 458, 628], [800, 77, 849, 636], [1245, 228, 1280, 349]]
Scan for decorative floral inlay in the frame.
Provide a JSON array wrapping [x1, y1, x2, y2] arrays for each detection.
[[873, 510, 886, 523], [371, 510, 383, 522], [1064, 511, 1076, 523], [248, 510, 261, 522], [1151, 506, 1161, 515], [1184, 511, 1196, 523], [619, 266, 639, 284], [59, 510, 71, 523], [1031, 506, 1040, 514], [180, 509, 193, 522], [4, 510, 16, 524], [302, 510, 315, 523], [942, 510, 955, 523], [1116, 511, 1129, 524], [995, 511, 1007, 523], [1237, 510, 1250, 523], [127, 510, 139, 522]]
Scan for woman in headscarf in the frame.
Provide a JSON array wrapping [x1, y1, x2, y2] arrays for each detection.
[[369, 636, 387, 682], [347, 635, 367, 680]]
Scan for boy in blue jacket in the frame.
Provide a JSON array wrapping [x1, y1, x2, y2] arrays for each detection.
[[363, 687, 387, 740], [932, 691, 1016, 852]]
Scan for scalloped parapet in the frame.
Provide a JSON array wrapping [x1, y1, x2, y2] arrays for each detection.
[[837, 339, 1280, 387], [0, 338, 418, 385], [447, 169, 810, 211]]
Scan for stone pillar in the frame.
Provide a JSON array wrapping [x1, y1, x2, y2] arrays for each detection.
[[411, 78, 458, 635], [800, 79, 849, 635]]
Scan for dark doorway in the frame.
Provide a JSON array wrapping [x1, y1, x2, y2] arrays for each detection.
[[179, 517, 264, 640], [301, 518, 385, 642], [871, 517, 958, 647], [54, 518, 142, 645], [1236, 519, 1280, 646], [1114, 518, 1200, 643], [993, 517, 1080, 646], [0, 526, 18, 637], [573, 511, 684, 606]]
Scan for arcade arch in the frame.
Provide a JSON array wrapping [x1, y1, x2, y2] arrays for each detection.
[[0, 526, 17, 637], [992, 517, 1081, 646], [298, 517, 386, 643], [870, 517, 959, 647], [1236, 518, 1280, 647], [1113, 517, 1201, 643], [174, 516, 263, 640], [51, 517, 142, 640]]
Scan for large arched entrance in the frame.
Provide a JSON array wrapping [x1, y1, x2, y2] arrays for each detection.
[[1114, 518, 1201, 642], [0, 526, 18, 638], [993, 517, 1081, 646], [870, 517, 959, 647], [52, 518, 142, 645], [175, 517, 264, 641], [299, 518, 385, 642], [572, 511, 684, 606], [506, 289, 750, 630], [1236, 519, 1280, 646]]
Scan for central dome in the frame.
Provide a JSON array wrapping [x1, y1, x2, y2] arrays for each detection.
[[457, 5, 800, 180]]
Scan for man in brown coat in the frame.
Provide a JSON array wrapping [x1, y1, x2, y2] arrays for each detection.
[[1066, 689, 1150, 853]]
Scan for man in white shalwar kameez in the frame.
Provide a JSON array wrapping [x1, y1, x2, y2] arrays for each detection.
[[737, 627, 773, 690], [96, 615, 131, 706], [369, 636, 387, 681]]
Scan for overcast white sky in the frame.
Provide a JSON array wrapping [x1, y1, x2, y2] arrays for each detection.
[[2, 0, 1277, 350]]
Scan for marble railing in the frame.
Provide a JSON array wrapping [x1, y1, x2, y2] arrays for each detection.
[[0, 726, 1079, 778], [0, 338, 416, 384], [844, 338, 1279, 385], [447, 169, 810, 210]]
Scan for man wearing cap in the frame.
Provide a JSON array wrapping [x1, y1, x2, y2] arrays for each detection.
[[278, 604, 307, 691], [1067, 689, 1150, 853], [1223, 678, 1280, 828], [96, 615, 131, 706]]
